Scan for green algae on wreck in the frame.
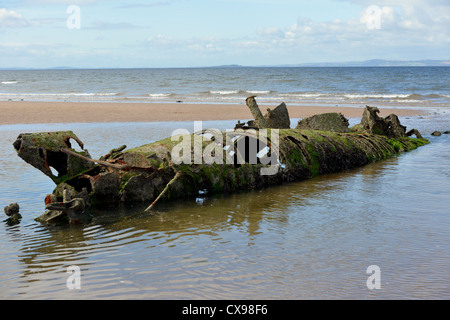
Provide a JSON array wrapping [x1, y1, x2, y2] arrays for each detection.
[[12, 103, 428, 224]]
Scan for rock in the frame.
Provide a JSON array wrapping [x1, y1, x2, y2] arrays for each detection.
[[4, 203, 20, 217], [431, 131, 442, 136], [444, 131, 449, 134], [296, 112, 350, 133], [4, 203, 21, 226]]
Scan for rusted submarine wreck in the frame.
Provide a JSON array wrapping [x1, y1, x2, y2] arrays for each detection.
[[13, 97, 428, 224]]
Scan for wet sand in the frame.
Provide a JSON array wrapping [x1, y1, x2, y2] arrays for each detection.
[[0, 101, 423, 125]]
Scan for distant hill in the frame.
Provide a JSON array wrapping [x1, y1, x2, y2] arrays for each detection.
[[271, 59, 450, 67], [202, 60, 450, 68], [201, 64, 245, 68], [0, 66, 79, 70], [1, 60, 449, 70]]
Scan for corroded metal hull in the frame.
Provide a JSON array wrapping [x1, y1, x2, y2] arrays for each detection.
[[12, 105, 428, 224]]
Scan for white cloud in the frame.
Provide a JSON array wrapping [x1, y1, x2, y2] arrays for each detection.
[[90, 20, 141, 29], [146, 34, 175, 46], [2, 0, 448, 67], [116, 2, 173, 9], [253, 1, 450, 50], [343, 0, 450, 28], [22, 0, 102, 4], [0, 8, 30, 27], [256, 26, 284, 39], [146, 34, 225, 52], [140, 0, 449, 65]]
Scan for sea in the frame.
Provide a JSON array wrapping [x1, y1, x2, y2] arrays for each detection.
[[0, 67, 449, 300], [0, 66, 449, 108]]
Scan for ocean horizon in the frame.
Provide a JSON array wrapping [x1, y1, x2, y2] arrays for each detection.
[[1, 66, 449, 109]]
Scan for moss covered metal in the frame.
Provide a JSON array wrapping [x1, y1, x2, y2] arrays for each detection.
[[12, 105, 429, 224]]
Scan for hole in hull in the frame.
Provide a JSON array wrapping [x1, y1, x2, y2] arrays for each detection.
[[65, 137, 84, 152], [46, 151, 68, 177], [71, 177, 93, 193], [49, 166, 59, 177]]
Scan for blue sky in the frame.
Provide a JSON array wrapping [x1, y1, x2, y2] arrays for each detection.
[[0, 0, 449, 68]]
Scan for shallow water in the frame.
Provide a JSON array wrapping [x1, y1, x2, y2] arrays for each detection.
[[0, 115, 449, 299]]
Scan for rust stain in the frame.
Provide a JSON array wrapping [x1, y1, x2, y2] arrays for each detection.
[[44, 194, 53, 205]]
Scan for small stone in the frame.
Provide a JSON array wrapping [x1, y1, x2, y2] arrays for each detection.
[[431, 131, 442, 136], [4, 203, 20, 217]]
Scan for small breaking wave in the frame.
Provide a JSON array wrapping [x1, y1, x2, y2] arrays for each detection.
[[1, 81, 19, 85], [148, 93, 173, 98], [0, 92, 121, 102], [343, 93, 410, 99], [343, 93, 449, 101], [209, 90, 272, 95], [246, 90, 271, 94], [31, 92, 120, 97], [276, 92, 450, 103], [210, 90, 240, 95], [279, 93, 326, 98]]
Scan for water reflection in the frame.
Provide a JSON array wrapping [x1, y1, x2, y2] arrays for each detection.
[[2, 156, 407, 299]]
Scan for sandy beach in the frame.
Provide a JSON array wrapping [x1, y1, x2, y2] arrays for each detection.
[[0, 101, 423, 125]]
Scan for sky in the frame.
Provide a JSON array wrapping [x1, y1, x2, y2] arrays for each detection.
[[0, 0, 449, 68]]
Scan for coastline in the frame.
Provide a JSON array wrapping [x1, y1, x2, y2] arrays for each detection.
[[0, 100, 424, 125]]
